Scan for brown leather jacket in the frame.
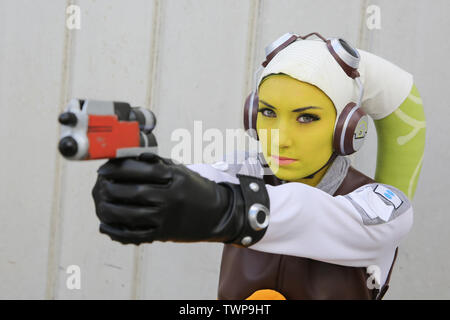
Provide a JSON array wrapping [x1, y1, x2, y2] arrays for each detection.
[[218, 167, 398, 300]]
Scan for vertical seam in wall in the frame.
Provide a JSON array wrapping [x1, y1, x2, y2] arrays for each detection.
[[241, 0, 262, 118], [132, 0, 163, 300], [357, 0, 370, 50], [45, 0, 75, 299], [145, 0, 162, 113], [131, 245, 145, 300]]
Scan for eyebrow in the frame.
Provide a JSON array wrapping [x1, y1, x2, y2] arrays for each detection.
[[260, 99, 322, 112]]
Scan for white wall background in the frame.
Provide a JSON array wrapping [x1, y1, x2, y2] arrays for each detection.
[[0, 0, 448, 299]]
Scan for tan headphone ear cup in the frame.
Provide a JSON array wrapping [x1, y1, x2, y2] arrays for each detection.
[[243, 91, 259, 140], [333, 103, 368, 155]]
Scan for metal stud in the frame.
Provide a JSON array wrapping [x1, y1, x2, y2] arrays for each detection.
[[248, 203, 270, 231], [241, 236, 252, 246], [249, 182, 259, 192]]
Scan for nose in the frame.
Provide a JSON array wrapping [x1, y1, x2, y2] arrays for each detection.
[[272, 125, 293, 149]]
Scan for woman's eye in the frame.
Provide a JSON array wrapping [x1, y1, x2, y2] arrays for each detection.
[[258, 108, 276, 118], [297, 114, 320, 123]]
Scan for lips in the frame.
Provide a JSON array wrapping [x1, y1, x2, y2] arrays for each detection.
[[271, 155, 297, 165]]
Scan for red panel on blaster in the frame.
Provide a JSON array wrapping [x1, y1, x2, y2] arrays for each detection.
[[87, 115, 140, 159]]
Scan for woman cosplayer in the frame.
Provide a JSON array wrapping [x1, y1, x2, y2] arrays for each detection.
[[92, 33, 426, 300]]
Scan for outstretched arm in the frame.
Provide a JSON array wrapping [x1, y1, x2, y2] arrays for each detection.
[[187, 160, 412, 268]]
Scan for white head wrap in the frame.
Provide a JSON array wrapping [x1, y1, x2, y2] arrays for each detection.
[[258, 39, 359, 119]]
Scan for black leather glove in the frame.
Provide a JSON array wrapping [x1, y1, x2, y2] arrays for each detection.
[[92, 153, 270, 246]]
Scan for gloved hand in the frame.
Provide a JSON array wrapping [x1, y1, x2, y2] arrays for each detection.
[[92, 153, 270, 246]]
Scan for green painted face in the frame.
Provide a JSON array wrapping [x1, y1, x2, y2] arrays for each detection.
[[256, 74, 337, 182]]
